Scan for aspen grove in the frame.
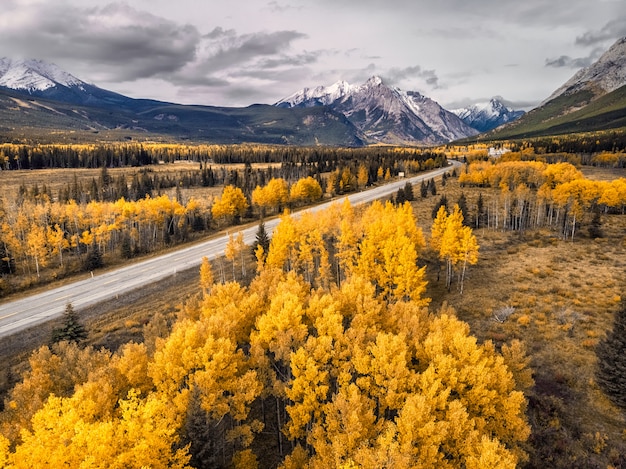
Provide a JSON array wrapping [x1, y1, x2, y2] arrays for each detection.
[[0, 200, 533, 468]]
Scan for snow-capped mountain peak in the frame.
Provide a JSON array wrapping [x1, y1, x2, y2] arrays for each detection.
[[275, 79, 357, 108], [0, 58, 85, 92], [451, 97, 524, 133], [364, 75, 383, 87], [275, 77, 479, 144]]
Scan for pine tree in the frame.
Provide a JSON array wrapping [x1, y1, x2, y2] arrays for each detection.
[[429, 178, 437, 196], [457, 193, 470, 226], [420, 180, 428, 198], [588, 211, 604, 238], [431, 194, 448, 219], [597, 298, 626, 409], [51, 303, 88, 344], [395, 187, 406, 205], [252, 221, 271, 257], [83, 242, 103, 271], [476, 192, 485, 228], [403, 181, 414, 202]]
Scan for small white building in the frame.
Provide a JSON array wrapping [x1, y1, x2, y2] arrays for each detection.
[[488, 147, 511, 158]]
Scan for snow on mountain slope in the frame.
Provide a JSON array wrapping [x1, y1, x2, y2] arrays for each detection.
[[275, 80, 357, 108], [276, 76, 478, 144], [0, 58, 85, 92], [451, 98, 524, 132]]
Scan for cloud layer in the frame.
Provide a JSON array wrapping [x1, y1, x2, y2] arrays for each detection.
[[0, 0, 624, 108]]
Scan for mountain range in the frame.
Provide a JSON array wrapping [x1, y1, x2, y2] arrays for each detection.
[[0, 58, 365, 146], [0, 58, 524, 145], [2, 35, 626, 145], [275, 76, 481, 144], [486, 36, 626, 140], [450, 98, 525, 133]]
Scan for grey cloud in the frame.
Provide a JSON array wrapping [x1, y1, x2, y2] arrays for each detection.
[[167, 29, 311, 89], [266, 1, 303, 13], [257, 51, 321, 68], [202, 30, 307, 72], [0, 2, 200, 81], [387, 65, 440, 88], [545, 55, 592, 68], [204, 27, 237, 40], [576, 19, 626, 46]]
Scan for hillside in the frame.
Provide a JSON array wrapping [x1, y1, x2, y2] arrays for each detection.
[[0, 88, 363, 145], [485, 37, 626, 141], [483, 84, 626, 140]]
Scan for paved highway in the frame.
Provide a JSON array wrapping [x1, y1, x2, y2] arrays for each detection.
[[0, 161, 460, 338]]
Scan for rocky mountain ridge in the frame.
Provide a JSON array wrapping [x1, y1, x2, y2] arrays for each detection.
[[276, 76, 479, 145]]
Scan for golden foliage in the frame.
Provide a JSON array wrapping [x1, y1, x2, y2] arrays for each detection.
[[0, 199, 530, 468]]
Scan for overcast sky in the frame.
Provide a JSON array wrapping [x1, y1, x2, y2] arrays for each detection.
[[1, 0, 625, 110]]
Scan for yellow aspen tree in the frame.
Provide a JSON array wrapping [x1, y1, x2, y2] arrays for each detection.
[[438, 204, 465, 290], [339, 167, 355, 193], [307, 383, 379, 468], [265, 211, 298, 271], [354, 201, 427, 303], [251, 184, 269, 216], [252, 273, 309, 367], [5, 388, 191, 469], [430, 205, 448, 279], [25, 224, 48, 278], [46, 224, 68, 267], [357, 164, 369, 189], [225, 232, 238, 281], [0, 434, 8, 468], [212, 185, 249, 226], [199, 256, 214, 296], [265, 178, 290, 212], [457, 225, 479, 294], [236, 231, 246, 278], [326, 170, 340, 196], [254, 244, 266, 273], [290, 176, 323, 205]]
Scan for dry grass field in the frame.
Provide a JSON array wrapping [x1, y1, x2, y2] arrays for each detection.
[[1, 165, 625, 466], [412, 174, 626, 467], [0, 161, 280, 203]]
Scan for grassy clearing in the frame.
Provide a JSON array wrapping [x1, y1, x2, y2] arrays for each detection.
[[413, 175, 626, 467], [0, 161, 280, 201]]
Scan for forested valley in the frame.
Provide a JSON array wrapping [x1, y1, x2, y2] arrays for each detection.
[[1, 138, 626, 468], [0, 144, 445, 297]]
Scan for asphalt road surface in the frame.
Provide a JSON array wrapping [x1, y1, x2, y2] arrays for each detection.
[[0, 161, 461, 338]]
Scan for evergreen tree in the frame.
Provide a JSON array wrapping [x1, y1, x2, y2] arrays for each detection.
[[476, 192, 485, 229], [431, 194, 448, 219], [457, 193, 470, 226], [403, 181, 414, 201], [252, 221, 271, 257], [395, 187, 406, 205], [429, 178, 437, 196], [120, 233, 133, 259], [51, 303, 88, 344], [597, 298, 626, 409], [420, 180, 428, 198], [0, 243, 14, 275], [588, 212, 604, 238], [83, 242, 104, 272]]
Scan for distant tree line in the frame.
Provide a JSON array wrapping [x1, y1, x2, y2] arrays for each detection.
[[0, 142, 446, 172]]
